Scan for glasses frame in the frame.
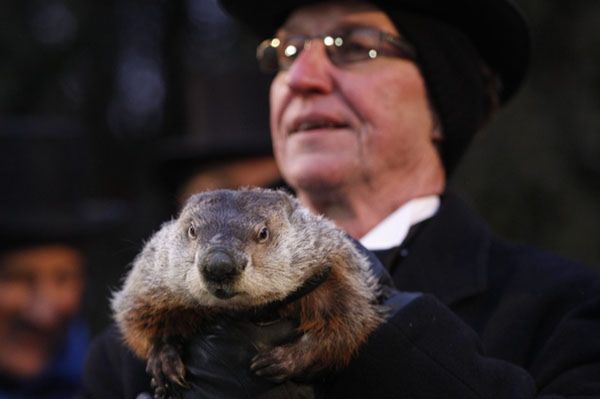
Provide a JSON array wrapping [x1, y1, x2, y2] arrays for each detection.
[[257, 26, 417, 73]]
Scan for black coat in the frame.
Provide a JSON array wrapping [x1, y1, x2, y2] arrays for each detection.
[[83, 191, 600, 398]]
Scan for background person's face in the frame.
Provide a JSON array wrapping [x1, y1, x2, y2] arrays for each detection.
[[269, 1, 442, 194], [0, 245, 84, 378]]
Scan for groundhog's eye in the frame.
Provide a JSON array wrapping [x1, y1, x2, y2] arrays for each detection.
[[256, 226, 269, 243], [188, 225, 197, 240]]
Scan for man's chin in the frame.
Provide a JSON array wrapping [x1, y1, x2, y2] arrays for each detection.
[[284, 157, 355, 189], [0, 328, 63, 378], [0, 346, 51, 379]]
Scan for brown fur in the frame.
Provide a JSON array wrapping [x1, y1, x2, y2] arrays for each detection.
[[112, 187, 384, 389]]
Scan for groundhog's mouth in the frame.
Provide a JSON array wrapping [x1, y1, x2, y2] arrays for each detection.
[[212, 287, 238, 300]]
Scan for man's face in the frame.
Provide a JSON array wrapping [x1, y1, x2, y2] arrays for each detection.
[[0, 245, 84, 378], [269, 1, 442, 195]]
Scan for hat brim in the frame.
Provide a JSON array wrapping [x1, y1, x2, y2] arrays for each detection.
[[219, 0, 531, 102], [0, 201, 127, 251]]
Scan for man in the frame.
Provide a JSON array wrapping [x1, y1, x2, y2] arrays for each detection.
[[0, 233, 88, 398], [84, 0, 600, 397], [220, 0, 600, 395]]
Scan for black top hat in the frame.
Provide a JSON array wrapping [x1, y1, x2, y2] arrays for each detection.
[[0, 117, 126, 252], [152, 62, 276, 193], [0, 202, 125, 252], [219, 0, 531, 104], [153, 132, 275, 194]]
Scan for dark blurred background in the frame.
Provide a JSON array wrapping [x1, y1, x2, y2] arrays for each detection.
[[1, 0, 599, 335]]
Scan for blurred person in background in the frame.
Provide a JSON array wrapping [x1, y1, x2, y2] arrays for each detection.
[[153, 135, 284, 215], [0, 231, 87, 399], [0, 128, 125, 398]]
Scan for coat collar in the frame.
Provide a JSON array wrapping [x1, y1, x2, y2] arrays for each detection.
[[391, 190, 491, 306]]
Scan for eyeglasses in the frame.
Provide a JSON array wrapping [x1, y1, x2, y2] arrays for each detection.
[[257, 26, 416, 73]]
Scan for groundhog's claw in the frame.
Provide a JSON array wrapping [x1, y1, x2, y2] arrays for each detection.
[[150, 381, 182, 399], [251, 349, 296, 383], [147, 341, 188, 398]]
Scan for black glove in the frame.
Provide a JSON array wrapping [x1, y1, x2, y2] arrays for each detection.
[[172, 316, 315, 399]]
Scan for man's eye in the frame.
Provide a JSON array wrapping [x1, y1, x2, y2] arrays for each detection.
[[280, 36, 306, 58], [334, 39, 374, 62], [0, 271, 34, 286], [341, 40, 371, 52]]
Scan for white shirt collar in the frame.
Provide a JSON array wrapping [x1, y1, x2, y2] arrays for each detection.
[[359, 195, 440, 251]]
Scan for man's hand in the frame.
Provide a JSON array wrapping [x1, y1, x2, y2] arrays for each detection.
[[172, 316, 315, 399]]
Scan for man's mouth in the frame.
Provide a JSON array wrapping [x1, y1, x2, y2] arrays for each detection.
[[7, 319, 61, 349], [291, 119, 349, 133]]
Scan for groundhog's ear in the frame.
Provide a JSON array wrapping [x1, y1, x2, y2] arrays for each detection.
[[275, 189, 298, 218]]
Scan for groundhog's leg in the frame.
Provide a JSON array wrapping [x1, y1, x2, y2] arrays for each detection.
[[115, 294, 210, 396], [251, 269, 382, 382]]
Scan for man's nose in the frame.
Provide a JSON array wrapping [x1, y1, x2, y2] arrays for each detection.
[[285, 41, 334, 94], [25, 285, 63, 329]]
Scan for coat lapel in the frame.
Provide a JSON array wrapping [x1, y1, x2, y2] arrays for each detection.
[[390, 190, 491, 306]]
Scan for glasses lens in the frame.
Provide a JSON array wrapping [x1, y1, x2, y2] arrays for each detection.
[[329, 28, 381, 65], [257, 36, 307, 72], [257, 28, 414, 73], [279, 36, 306, 69], [257, 39, 280, 73]]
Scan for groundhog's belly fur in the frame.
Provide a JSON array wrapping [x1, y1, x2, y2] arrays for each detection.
[[112, 187, 385, 395]]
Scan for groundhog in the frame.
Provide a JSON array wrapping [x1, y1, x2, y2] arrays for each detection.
[[112, 187, 385, 396]]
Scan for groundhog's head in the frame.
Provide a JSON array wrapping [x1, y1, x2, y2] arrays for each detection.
[[166, 188, 335, 309]]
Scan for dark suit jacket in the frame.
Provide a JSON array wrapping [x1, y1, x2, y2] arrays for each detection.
[[83, 191, 600, 398]]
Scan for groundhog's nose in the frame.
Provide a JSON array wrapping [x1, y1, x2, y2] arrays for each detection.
[[201, 249, 239, 283]]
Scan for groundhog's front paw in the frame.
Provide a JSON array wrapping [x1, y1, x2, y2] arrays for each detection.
[[250, 346, 302, 383], [146, 341, 188, 398], [149, 377, 181, 399]]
